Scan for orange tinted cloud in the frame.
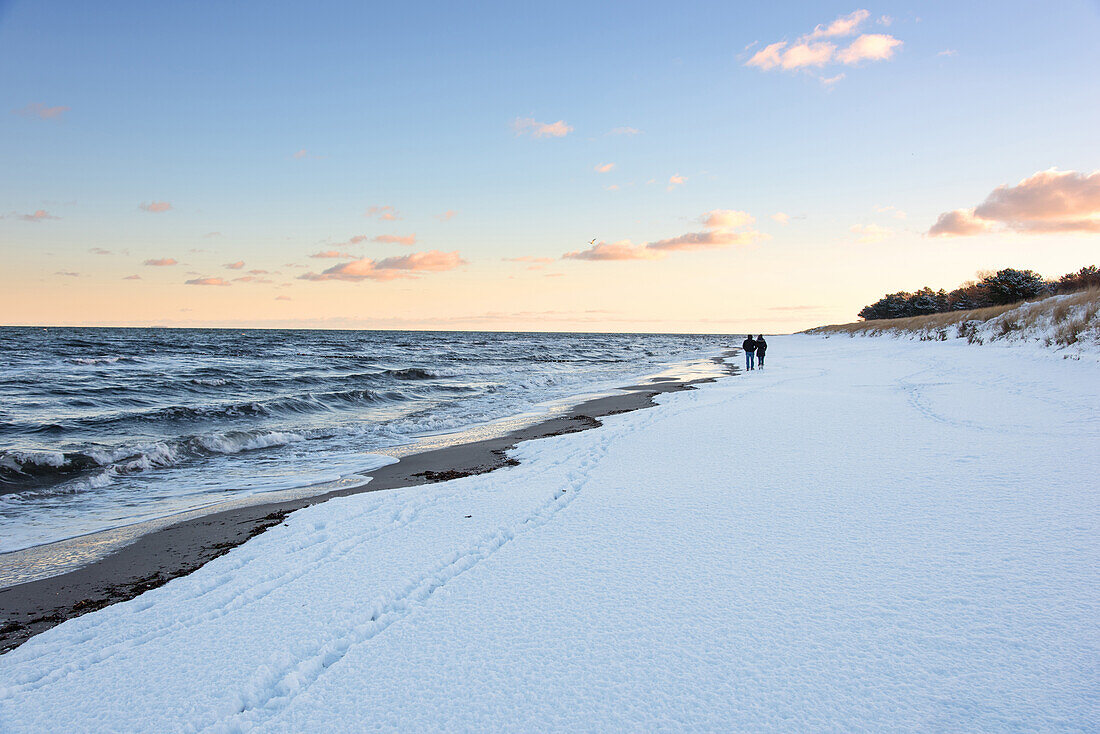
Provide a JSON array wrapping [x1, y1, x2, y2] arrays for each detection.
[[806, 9, 869, 39], [929, 169, 1100, 235], [13, 102, 69, 119], [563, 240, 661, 261], [836, 34, 903, 64], [299, 250, 466, 282], [594, 163, 615, 173], [19, 209, 59, 222], [647, 228, 765, 251], [310, 250, 358, 259], [144, 258, 178, 266], [373, 234, 417, 246], [140, 201, 172, 213], [185, 277, 231, 286], [667, 174, 686, 191], [701, 209, 754, 229], [365, 205, 399, 221], [771, 212, 790, 225], [436, 210, 458, 221], [123, 274, 141, 280], [850, 223, 894, 243], [224, 260, 245, 270], [512, 117, 573, 138]]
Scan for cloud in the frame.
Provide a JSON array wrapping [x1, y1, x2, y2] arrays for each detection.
[[850, 223, 894, 243], [224, 260, 245, 270], [19, 209, 59, 222], [232, 276, 273, 284], [123, 274, 141, 280], [667, 174, 686, 191], [746, 11, 901, 78], [771, 212, 790, 225], [701, 209, 754, 229], [185, 277, 231, 286], [249, 269, 270, 274], [874, 204, 907, 219], [55, 271, 80, 277], [89, 247, 112, 255], [13, 102, 69, 120], [836, 33, 903, 64], [292, 149, 308, 159], [562, 240, 661, 261], [565, 210, 767, 261], [647, 228, 765, 251], [202, 231, 221, 238], [299, 250, 466, 282], [929, 169, 1100, 235], [365, 205, 399, 221], [275, 295, 292, 301], [373, 234, 417, 246], [310, 250, 358, 259], [512, 117, 573, 138], [937, 49, 957, 57], [806, 9, 870, 39], [436, 210, 458, 221], [594, 163, 615, 173], [609, 126, 641, 136], [144, 258, 178, 266], [140, 201, 172, 213]]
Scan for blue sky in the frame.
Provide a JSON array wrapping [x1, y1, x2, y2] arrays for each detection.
[[2, 1, 1099, 331]]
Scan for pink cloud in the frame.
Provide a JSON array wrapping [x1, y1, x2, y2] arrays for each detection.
[[310, 250, 358, 259], [373, 234, 417, 246], [512, 117, 573, 138], [771, 212, 790, 225], [123, 274, 141, 280], [365, 205, 399, 221], [224, 260, 245, 270], [701, 209, 754, 229], [929, 169, 1100, 235], [140, 201, 172, 213], [249, 269, 270, 274], [747, 12, 900, 77], [299, 250, 466, 282], [564, 209, 767, 261], [185, 277, 231, 286], [436, 210, 458, 221], [562, 240, 663, 261], [806, 9, 869, 39], [275, 295, 292, 301], [836, 34, 903, 64], [233, 276, 274, 284], [667, 174, 686, 191], [144, 258, 178, 266], [292, 149, 308, 159], [646, 228, 765, 251], [19, 209, 59, 222], [594, 163, 615, 173], [13, 102, 69, 120], [90, 247, 112, 255]]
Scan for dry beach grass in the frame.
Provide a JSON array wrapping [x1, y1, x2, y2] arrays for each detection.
[[807, 288, 1100, 350]]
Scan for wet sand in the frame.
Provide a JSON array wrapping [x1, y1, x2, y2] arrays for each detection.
[[1, 355, 737, 652]]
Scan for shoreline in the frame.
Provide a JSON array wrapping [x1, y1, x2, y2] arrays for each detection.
[[0, 352, 737, 652]]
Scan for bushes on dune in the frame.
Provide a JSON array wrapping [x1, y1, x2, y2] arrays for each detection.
[[857, 266, 1094, 321]]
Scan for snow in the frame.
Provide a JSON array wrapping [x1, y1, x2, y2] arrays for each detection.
[[2, 336, 1098, 732]]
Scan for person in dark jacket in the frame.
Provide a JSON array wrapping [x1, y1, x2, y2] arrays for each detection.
[[742, 335, 757, 371], [755, 335, 767, 368]]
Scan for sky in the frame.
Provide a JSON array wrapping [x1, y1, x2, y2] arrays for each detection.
[[2, 0, 1098, 333]]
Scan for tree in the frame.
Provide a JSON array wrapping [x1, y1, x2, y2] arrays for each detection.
[[979, 268, 1046, 305]]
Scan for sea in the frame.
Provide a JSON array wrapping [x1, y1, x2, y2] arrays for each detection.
[[0, 328, 730, 553]]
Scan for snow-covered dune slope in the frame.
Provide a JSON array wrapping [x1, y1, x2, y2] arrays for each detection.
[[2, 336, 1098, 732], [810, 290, 1100, 361]]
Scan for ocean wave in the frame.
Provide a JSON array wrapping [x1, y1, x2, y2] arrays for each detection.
[[65, 356, 141, 365]]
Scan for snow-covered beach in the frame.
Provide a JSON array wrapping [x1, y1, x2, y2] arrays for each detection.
[[2, 335, 1098, 731]]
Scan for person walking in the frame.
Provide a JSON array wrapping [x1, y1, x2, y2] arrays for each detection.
[[755, 335, 767, 369], [741, 334, 757, 371]]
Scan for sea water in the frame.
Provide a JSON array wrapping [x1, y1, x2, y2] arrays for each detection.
[[0, 327, 729, 551]]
